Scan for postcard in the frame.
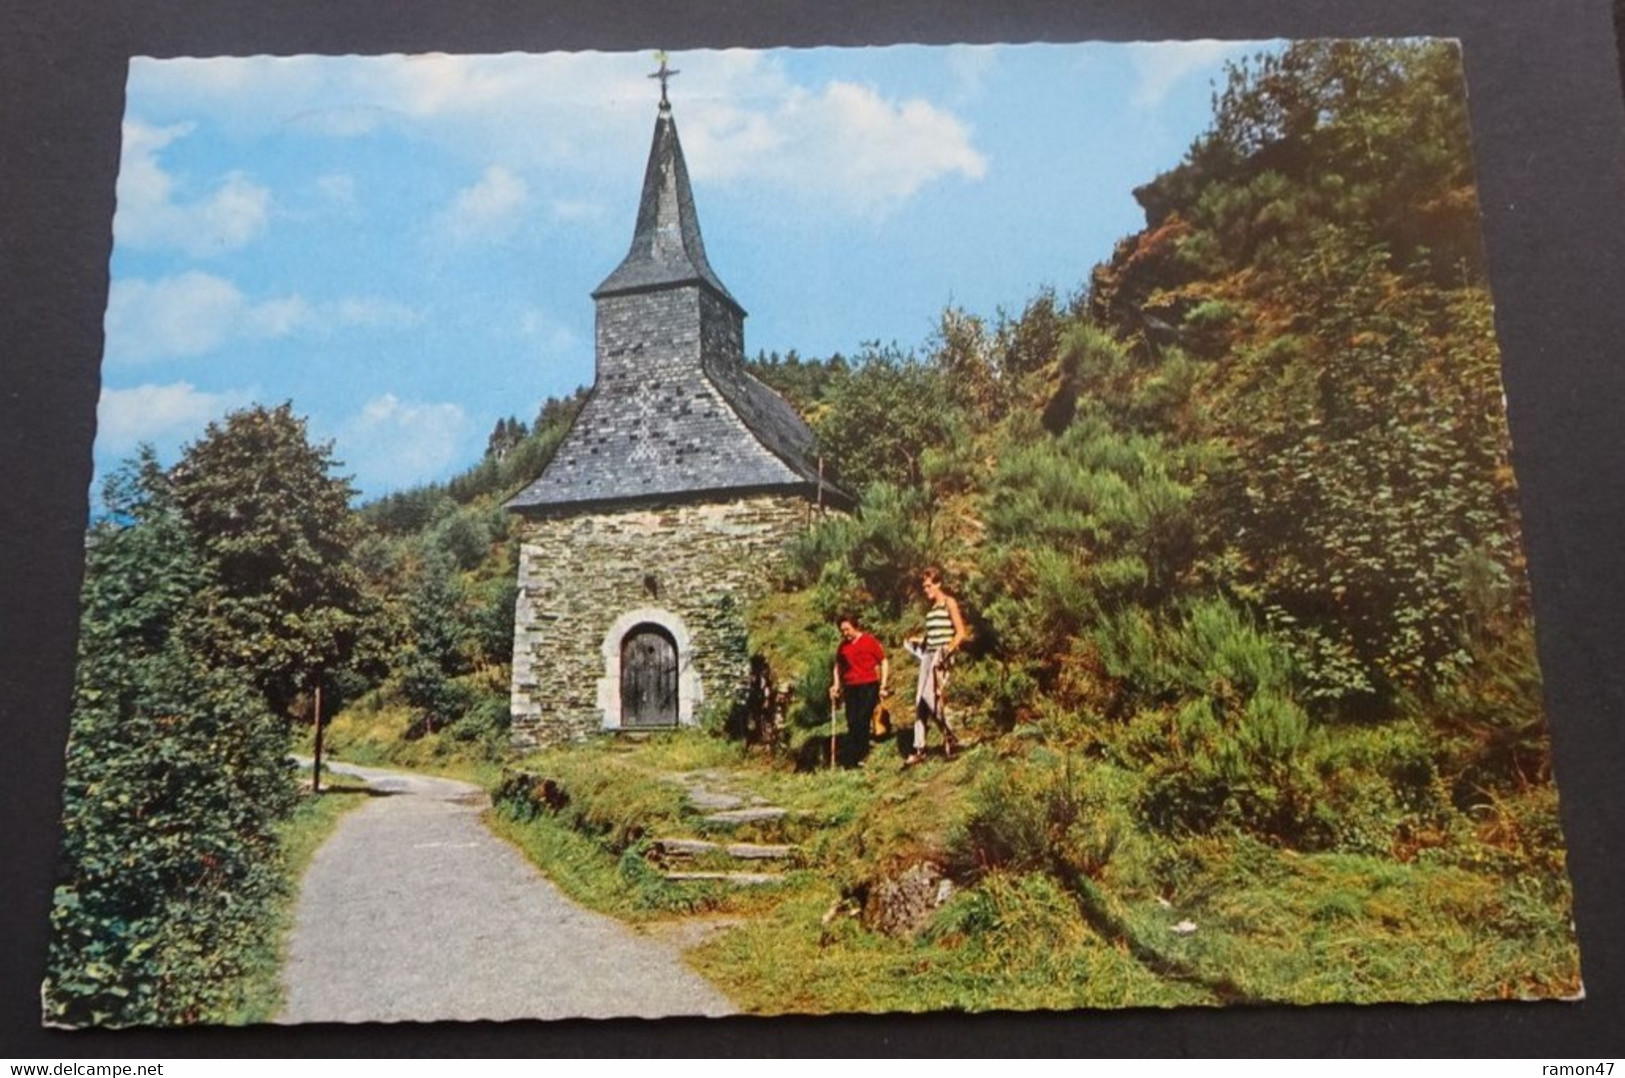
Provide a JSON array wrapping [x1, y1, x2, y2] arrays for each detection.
[[44, 40, 1581, 1026]]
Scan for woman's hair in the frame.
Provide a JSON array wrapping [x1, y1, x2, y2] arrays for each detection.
[[921, 566, 944, 587]]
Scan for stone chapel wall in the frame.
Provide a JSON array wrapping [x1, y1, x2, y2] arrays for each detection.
[[509, 493, 811, 749]]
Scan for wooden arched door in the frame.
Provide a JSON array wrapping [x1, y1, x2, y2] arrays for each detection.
[[620, 623, 678, 727]]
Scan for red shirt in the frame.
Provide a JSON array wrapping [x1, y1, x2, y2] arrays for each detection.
[[836, 632, 886, 686]]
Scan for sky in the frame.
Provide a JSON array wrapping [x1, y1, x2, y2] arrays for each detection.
[[98, 41, 1280, 501]]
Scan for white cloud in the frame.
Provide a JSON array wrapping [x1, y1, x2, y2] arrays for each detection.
[[105, 272, 421, 363], [550, 198, 605, 222], [1126, 40, 1240, 109], [386, 51, 683, 126], [126, 50, 988, 220], [518, 307, 578, 352], [678, 101, 786, 182], [440, 165, 529, 242], [132, 54, 327, 101], [195, 172, 273, 249], [389, 53, 574, 117], [685, 79, 987, 216], [333, 297, 422, 328], [339, 393, 469, 490], [115, 120, 271, 256], [944, 44, 999, 100], [105, 272, 250, 361], [316, 172, 357, 207], [97, 381, 253, 453], [244, 294, 313, 337], [285, 104, 393, 137]]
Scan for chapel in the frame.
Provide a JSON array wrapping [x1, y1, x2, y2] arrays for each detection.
[[505, 73, 845, 749]]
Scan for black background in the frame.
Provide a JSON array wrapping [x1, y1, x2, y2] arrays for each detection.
[[3, 0, 1623, 1058]]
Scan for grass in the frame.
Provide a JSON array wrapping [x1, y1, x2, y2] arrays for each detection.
[[489, 723, 1581, 1015], [314, 696, 507, 788], [487, 731, 814, 921], [307, 595, 1580, 1016], [230, 767, 374, 1023], [1133, 834, 1583, 1004], [690, 871, 1214, 1015]]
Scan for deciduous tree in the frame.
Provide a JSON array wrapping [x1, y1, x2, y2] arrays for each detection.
[[171, 402, 367, 720]]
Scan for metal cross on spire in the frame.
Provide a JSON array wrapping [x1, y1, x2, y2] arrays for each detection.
[[649, 51, 680, 107]]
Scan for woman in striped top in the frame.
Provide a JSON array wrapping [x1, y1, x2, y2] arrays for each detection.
[[904, 566, 968, 766]]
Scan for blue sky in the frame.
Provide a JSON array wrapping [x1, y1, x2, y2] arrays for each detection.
[[98, 41, 1278, 500]]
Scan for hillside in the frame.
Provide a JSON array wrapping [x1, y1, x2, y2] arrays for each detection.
[[329, 39, 1579, 1010]]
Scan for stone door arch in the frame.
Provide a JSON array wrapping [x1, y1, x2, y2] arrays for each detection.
[[597, 607, 702, 730]]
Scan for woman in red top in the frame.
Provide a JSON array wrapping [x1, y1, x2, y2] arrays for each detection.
[[829, 613, 890, 767]]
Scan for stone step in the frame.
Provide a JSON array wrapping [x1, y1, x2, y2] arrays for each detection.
[[654, 837, 797, 861], [661, 870, 785, 886], [698, 806, 789, 827], [684, 790, 745, 811]]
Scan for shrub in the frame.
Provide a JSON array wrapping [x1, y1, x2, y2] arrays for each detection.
[[448, 695, 510, 746], [492, 770, 569, 821], [846, 482, 935, 617], [471, 575, 519, 667], [1138, 687, 1328, 845], [431, 509, 492, 571], [945, 751, 1125, 885], [951, 659, 1042, 731], [1085, 597, 1333, 844], [813, 346, 963, 495], [783, 515, 858, 589], [1424, 625, 1551, 807], [46, 453, 296, 1027], [811, 559, 867, 624], [1093, 596, 1298, 712]]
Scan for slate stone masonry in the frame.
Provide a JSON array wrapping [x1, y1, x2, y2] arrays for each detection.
[[509, 495, 812, 749]]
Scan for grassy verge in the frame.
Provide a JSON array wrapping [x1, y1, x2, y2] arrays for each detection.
[[1134, 833, 1582, 1004], [311, 698, 507, 788], [491, 727, 1580, 1015], [487, 731, 811, 923], [230, 769, 375, 1023], [690, 871, 1214, 1014]]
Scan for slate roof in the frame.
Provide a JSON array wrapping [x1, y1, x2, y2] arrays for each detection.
[[508, 99, 845, 514], [505, 359, 834, 512], [592, 101, 743, 316]]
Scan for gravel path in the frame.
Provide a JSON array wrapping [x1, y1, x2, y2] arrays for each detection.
[[277, 761, 736, 1023]]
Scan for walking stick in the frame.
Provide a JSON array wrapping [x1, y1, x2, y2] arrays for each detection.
[[830, 696, 838, 769], [933, 652, 953, 758]]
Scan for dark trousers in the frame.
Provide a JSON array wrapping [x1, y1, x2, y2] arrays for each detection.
[[841, 681, 879, 766]]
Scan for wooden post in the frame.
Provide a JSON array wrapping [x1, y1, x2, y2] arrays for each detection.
[[311, 681, 325, 794]]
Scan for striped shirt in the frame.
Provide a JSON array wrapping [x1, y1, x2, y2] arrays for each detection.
[[924, 602, 955, 650]]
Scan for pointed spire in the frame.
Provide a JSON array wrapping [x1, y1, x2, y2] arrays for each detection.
[[592, 84, 743, 314]]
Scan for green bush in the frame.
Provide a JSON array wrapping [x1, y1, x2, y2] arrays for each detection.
[[813, 346, 962, 496], [1424, 626, 1551, 806], [783, 515, 857, 589], [946, 751, 1124, 885], [786, 481, 936, 624], [431, 509, 491, 571], [1093, 596, 1298, 711], [46, 453, 297, 1026], [1085, 597, 1332, 844], [447, 696, 511, 754]]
